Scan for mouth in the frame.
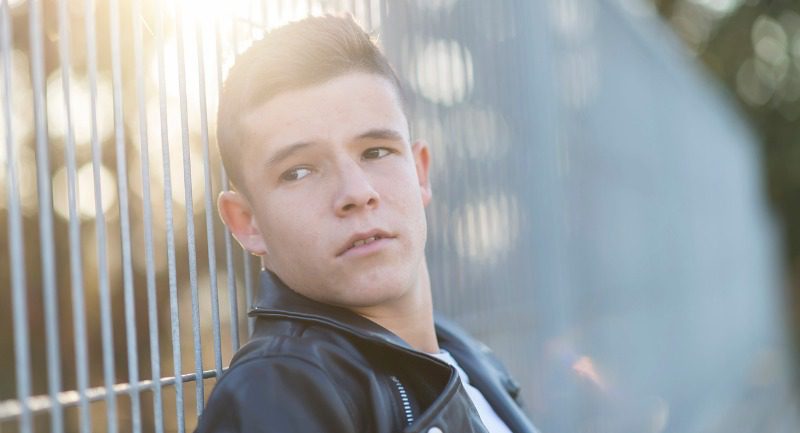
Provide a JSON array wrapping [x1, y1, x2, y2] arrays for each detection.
[[337, 229, 395, 257]]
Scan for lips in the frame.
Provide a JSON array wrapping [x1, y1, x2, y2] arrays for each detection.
[[337, 229, 394, 256]]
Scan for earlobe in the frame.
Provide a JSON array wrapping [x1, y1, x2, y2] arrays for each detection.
[[412, 140, 433, 206], [217, 191, 269, 256]]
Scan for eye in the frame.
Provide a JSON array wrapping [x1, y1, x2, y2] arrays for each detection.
[[280, 167, 312, 182], [363, 147, 393, 160]]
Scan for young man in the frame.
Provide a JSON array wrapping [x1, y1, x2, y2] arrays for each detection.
[[196, 15, 538, 433]]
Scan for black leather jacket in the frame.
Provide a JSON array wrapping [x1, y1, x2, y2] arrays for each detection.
[[195, 272, 539, 433]]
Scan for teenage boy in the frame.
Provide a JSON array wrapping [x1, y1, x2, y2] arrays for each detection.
[[196, 15, 538, 433]]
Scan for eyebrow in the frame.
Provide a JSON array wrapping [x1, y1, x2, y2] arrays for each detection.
[[266, 141, 317, 168], [265, 128, 406, 169], [355, 128, 405, 142]]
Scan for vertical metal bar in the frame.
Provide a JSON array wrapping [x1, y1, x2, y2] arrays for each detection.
[[231, 3, 240, 55], [108, 0, 142, 430], [28, 0, 65, 430], [445, 0, 463, 311], [420, 0, 453, 312], [363, 0, 371, 28], [2, 2, 33, 432], [85, 0, 118, 431], [249, 0, 259, 38], [132, 0, 165, 430], [453, 1, 486, 326], [173, 1, 205, 415], [377, 0, 386, 74], [214, 18, 241, 352], [261, 0, 269, 33], [57, 0, 91, 431], [196, 19, 224, 377], [265, 0, 273, 30], [485, 0, 509, 328], [156, 2, 185, 430], [502, 0, 519, 327], [508, 0, 526, 305], [243, 250, 254, 336]]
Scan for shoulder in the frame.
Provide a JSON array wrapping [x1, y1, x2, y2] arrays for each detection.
[[196, 355, 360, 433], [229, 318, 371, 373], [195, 321, 366, 433]]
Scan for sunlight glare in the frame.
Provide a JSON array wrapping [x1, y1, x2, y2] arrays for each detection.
[[46, 69, 114, 148], [453, 193, 521, 263], [572, 356, 608, 391], [52, 162, 118, 221], [412, 38, 474, 106], [689, 0, 744, 16]]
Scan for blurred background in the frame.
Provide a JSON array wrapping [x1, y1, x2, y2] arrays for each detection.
[[1, 0, 799, 432]]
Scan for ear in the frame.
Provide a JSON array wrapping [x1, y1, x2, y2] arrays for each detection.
[[411, 140, 432, 207], [217, 191, 269, 256]]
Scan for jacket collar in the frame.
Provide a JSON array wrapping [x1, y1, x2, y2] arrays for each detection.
[[251, 270, 538, 433], [250, 270, 414, 350], [435, 318, 540, 433]]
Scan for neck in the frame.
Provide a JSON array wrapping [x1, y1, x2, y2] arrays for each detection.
[[352, 261, 439, 353]]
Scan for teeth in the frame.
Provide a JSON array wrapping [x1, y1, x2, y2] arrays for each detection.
[[352, 236, 379, 248]]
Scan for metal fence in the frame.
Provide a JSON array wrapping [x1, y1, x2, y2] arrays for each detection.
[[0, 0, 260, 431], [2, 0, 799, 432]]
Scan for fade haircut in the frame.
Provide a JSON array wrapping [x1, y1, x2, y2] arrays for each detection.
[[217, 15, 406, 192]]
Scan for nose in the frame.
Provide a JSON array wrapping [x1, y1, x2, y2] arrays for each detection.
[[333, 161, 380, 217]]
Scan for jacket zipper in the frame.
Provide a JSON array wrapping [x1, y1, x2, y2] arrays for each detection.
[[390, 375, 414, 426]]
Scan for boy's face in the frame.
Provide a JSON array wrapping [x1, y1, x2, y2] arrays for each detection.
[[219, 72, 432, 311]]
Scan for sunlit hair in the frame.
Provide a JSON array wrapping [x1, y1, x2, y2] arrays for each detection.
[[217, 15, 406, 192]]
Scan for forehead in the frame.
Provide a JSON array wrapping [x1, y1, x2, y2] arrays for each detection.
[[240, 72, 409, 154]]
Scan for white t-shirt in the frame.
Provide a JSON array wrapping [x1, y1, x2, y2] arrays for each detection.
[[430, 350, 513, 433]]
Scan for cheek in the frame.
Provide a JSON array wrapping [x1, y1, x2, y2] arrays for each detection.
[[375, 173, 428, 243], [255, 200, 324, 251], [379, 168, 426, 211], [268, 213, 322, 246]]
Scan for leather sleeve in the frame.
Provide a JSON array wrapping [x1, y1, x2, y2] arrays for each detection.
[[194, 355, 359, 433]]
